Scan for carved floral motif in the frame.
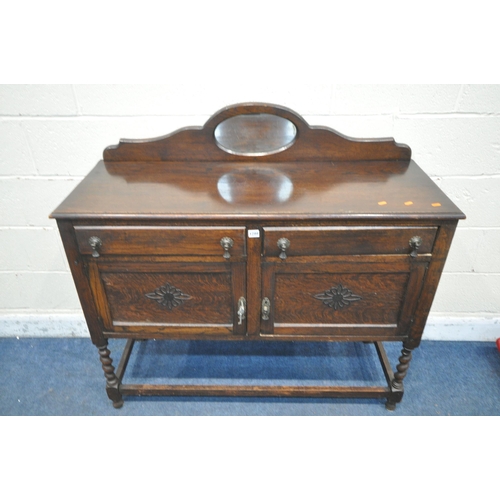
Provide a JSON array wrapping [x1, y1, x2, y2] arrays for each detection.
[[145, 282, 191, 310], [314, 284, 361, 310]]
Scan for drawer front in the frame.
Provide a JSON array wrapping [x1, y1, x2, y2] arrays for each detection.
[[75, 226, 246, 257], [263, 226, 437, 257]]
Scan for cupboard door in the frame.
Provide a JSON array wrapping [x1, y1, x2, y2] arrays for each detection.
[[261, 258, 428, 340], [87, 260, 246, 336]]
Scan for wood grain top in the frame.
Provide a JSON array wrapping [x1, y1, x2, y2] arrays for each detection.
[[50, 160, 465, 221]]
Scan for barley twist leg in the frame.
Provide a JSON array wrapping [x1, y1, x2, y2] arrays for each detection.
[[385, 343, 414, 411], [98, 343, 123, 409]]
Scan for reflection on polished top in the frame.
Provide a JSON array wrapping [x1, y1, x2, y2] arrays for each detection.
[[217, 168, 294, 204], [51, 160, 464, 220]]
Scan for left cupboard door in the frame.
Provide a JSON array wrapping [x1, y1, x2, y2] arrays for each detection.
[[86, 259, 246, 337]]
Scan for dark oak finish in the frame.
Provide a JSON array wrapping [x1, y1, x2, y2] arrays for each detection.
[[50, 102, 465, 409]]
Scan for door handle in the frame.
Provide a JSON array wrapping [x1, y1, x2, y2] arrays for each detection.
[[261, 297, 271, 320], [237, 297, 246, 325]]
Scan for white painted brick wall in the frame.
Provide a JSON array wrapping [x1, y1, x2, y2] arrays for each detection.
[[1, 84, 499, 340]]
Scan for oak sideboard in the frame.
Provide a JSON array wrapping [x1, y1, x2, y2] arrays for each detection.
[[51, 103, 465, 409]]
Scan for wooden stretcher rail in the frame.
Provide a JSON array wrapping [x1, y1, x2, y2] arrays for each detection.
[[115, 340, 401, 404]]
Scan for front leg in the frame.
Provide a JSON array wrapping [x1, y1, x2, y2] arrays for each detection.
[[392, 344, 413, 390], [386, 342, 414, 411], [97, 342, 124, 408]]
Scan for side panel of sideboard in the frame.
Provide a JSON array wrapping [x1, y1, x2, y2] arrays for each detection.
[[407, 221, 458, 348]]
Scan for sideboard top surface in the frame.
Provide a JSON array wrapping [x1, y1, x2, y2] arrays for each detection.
[[51, 159, 465, 221], [50, 103, 465, 222]]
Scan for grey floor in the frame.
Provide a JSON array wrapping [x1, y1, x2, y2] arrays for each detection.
[[1, 337, 499, 415]]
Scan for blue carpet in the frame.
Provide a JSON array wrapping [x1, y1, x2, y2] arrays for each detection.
[[0, 338, 498, 415]]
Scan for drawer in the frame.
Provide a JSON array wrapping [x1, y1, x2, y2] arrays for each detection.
[[263, 226, 437, 257], [75, 226, 246, 257]]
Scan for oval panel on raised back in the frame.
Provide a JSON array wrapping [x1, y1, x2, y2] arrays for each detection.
[[214, 113, 297, 156]]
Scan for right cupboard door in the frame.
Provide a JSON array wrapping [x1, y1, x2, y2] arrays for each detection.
[[260, 256, 429, 341]]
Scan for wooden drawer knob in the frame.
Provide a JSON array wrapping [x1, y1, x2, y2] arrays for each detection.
[[277, 237, 290, 260], [409, 236, 423, 258], [88, 236, 102, 258], [220, 237, 234, 259]]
